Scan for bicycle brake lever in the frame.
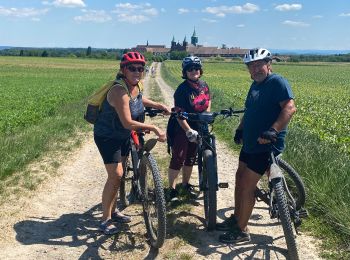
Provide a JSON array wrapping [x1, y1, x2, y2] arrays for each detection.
[[143, 138, 157, 153]]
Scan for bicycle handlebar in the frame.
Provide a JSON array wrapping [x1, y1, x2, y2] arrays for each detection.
[[172, 107, 245, 124], [144, 107, 165, 118]]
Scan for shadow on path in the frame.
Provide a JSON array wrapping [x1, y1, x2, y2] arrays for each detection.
[[14, 204, 152, 259], [167, 206, 289, 259]]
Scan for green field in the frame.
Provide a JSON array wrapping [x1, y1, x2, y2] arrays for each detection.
[[162, 60, 350, 153], [162, 60, 350, 258], [0, 56, 117, 179]]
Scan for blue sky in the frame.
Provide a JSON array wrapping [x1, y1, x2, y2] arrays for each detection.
[[1, 0, 350, 50]]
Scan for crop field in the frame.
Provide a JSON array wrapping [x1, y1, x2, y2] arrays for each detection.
[[0, 57, 117, 134], [0, 56, 117, 179], [162, 60, 350, 154]]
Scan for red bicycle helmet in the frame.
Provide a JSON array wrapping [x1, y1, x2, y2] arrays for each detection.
[[120, 51, 146, 67]]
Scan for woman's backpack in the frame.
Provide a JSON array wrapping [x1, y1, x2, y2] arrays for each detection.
[[84, 80, 143, 124]]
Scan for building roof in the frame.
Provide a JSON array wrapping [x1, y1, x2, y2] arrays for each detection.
[[187, 46, 248, 56], [135, 44, 166, 48]]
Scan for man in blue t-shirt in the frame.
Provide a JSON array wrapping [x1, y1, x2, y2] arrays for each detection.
[[217, 48, 297, 243]]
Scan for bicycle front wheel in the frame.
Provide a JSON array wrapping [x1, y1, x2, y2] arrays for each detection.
[[139, 153, 166, 248], [273, 179, 299, 260], [202, 149, 217, 231], [277, 158, 306, 210]]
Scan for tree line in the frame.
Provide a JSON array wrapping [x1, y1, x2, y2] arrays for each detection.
[[0, 47, 188, 61], [1, 46, 349, 62]]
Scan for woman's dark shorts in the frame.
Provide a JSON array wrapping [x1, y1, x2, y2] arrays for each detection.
[[239, 150, 271, 175], [94, 135, 130, 164], [169, 129, 198, 170]]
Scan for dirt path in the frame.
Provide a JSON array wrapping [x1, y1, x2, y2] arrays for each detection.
[[0, 62, 321, 260]]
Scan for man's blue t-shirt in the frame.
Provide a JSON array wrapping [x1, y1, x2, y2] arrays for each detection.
[[243, 73, 294, 154]]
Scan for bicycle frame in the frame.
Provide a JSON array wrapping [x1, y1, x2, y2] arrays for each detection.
[[173, 108, 244, 230]]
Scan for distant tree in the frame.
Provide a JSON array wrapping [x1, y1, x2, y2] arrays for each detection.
[[19, 50, 24, 56], [86, 46, 92, 56], [143, 52, 154, 62], [169, 51, 188, 60], [41, 50, 49, 57]]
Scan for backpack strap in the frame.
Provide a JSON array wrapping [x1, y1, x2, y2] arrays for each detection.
[[114, 79, 143, 98]]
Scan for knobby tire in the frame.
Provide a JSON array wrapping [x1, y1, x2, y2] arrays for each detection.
[[273, 180, 299, 260], [120, 150, 139, 207], [140, 153, 166, 248], [202, 149, 217, 231], [277, 158, 306, 210]]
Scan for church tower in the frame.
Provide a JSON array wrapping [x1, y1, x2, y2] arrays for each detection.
[[191, 28, 198, 46], [183, 36, 188, 49], [171, 36, 176, 49]]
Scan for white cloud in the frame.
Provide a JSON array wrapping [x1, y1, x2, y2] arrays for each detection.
[[143, 8, 158, 16], [203, 3, 259, 17], [178, 8, 189, 14], [117, 13, 149, 24], [339, 13, 350, 17], [43, 0, 86, 8], [112, 3, 158, 23], [74, 10, 112, 23], [312, 15, 323, 19], [236, 24, 245, 28], [275, 4, 302, 11], [0, 7, 49, 18], [202, 18, 217, 23], [282, 20, 310, 27]]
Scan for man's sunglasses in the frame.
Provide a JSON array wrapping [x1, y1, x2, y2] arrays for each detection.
[[186, 66, 201, 72], [127, 66, 145, 73]]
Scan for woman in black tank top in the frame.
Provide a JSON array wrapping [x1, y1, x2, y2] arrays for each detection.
[[94, 52, 170, 235]]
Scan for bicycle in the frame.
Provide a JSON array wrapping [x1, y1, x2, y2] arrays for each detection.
[[119, 108, 167, 248], [172, 108, 245, 231], [255, 146, 308, 260]]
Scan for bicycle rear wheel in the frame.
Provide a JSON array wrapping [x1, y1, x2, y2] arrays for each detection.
[[202, 149, 217, 231], [273, 179, 299, 260], [277, 158, 306, 210], [139, 153, 166, 248], [120, 150, 138, 207]]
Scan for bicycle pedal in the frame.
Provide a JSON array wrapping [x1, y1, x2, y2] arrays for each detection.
[[255, 189, 270, 204], [299, 208, 309, 218], [218, 182, 229, 188]]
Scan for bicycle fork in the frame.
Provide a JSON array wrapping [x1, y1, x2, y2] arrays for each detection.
[[197, 135, 228, 191], [269, 159, 307, 233]]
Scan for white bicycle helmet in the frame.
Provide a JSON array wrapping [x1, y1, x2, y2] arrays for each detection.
[[243, 48, 272, 64], [182, 55, 202, 70]]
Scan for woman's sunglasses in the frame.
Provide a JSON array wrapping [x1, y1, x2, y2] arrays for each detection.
[[186, 66, 201, 72], [127, 66, 145, 73]]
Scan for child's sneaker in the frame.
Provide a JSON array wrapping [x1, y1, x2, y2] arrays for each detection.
[[216, 214, 238, 231], [181, 183, 197, 199], [166, 188, 179, 202], [219, 227, 251, 244]]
